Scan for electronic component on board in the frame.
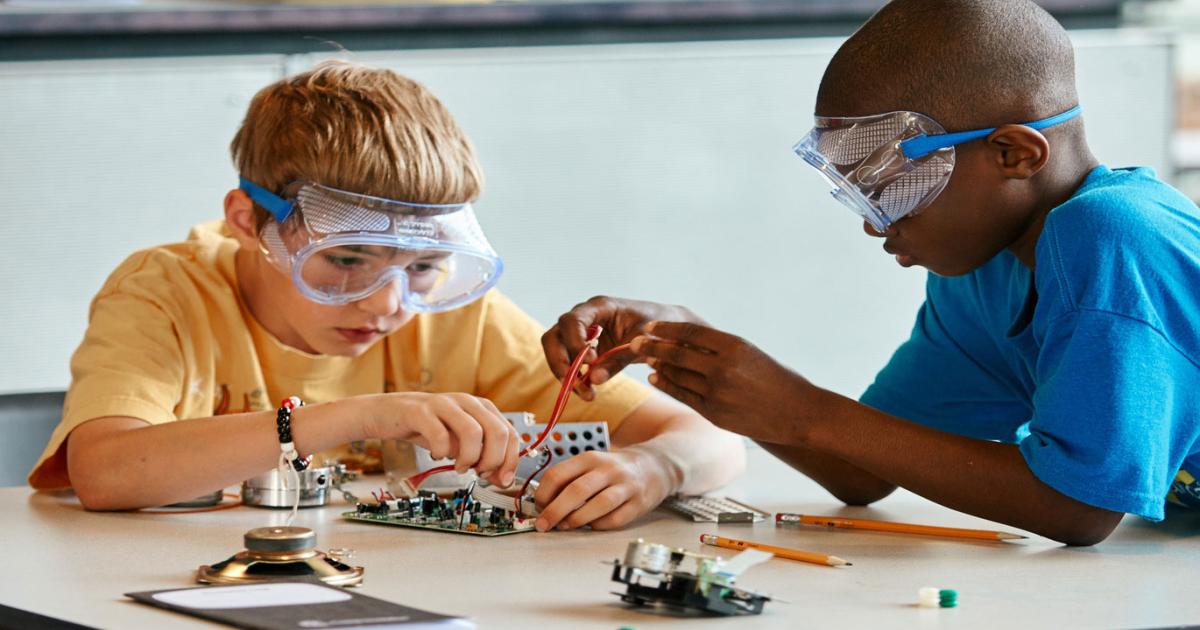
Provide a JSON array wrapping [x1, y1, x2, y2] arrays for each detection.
[[609, 539, 772, 616], [342, 481, 538, 537]]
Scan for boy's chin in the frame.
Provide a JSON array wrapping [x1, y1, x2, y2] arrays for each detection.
[[311, 334, 383, 358], [922, 261, 978, 277]]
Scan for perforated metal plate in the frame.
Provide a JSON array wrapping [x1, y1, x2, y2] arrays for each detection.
[[407, 412, 610, 490]]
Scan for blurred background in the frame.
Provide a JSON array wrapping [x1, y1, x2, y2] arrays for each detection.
[[0, 0, 1192, 406]]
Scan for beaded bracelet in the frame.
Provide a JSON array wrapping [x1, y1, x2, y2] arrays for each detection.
[[276, 396, 311, 472]]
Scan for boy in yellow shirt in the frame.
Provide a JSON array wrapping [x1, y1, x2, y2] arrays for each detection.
[[29, 61, 744, 532]]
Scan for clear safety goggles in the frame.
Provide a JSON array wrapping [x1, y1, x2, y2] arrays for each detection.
[[240, 178, 503, 311], [793, 105, 1082, 232]]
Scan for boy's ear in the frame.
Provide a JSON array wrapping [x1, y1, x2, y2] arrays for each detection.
[[984, 124, 1050, 180], [224, 189, 261, 249]]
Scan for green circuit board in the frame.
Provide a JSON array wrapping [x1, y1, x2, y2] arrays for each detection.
[[341, 510, 535, 537]]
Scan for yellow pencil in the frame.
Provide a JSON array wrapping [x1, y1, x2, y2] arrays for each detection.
[[699, 534, 851, 567], [776, 513, 1027, 541]]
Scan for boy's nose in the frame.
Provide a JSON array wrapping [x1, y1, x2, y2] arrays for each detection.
[[862, 221, 893, 238], [354, 278, 405, 317]]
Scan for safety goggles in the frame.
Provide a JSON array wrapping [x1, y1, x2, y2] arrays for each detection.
[[240, 178, 503, 311], [793, 105, 1082, 232]]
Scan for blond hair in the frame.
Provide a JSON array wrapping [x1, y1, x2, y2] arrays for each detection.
[[231, 61, 483, 227]]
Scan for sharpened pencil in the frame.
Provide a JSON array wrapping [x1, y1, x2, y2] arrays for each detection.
[[776, 513, 1027, 541], [700, 534, 851, 567]]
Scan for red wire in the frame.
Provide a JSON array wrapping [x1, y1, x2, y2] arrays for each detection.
[[407, 325, 606, 490], [581, 343, 633, 385], [515, 450, 553, 514]]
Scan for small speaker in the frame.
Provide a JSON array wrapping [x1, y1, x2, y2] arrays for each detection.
[[196, 526, 363, 587]]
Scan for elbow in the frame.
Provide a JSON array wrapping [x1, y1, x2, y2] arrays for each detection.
[[1047, 530, 1110, 547], [71, 466, 130, 511], [73, 480, 123, 511], [829, 483, 896, 507], [1043, 519, 1120, 547], [68, 447, 131, 511], [1037, 508, 1123, 547]]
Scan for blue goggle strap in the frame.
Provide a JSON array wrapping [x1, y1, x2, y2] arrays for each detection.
[[239, 177, 295, 222], [899, 105, 1082, 160]]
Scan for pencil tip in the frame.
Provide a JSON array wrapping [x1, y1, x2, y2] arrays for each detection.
[[999, 533, 1028, 540]]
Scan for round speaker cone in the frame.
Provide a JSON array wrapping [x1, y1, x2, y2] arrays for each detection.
[[197, 526, 363, 587]]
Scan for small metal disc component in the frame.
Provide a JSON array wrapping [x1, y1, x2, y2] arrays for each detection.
[[624, 539, 673, 573], [244, 526, 316, 553]]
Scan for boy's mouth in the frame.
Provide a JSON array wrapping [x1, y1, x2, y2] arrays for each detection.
[[882, 240, 917, 267], [335, 326, 384, 343]]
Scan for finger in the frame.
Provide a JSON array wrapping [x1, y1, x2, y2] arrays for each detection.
[[644, 320, 733, 348], [649, 361, 710, 395], [482, 408, 521, 485], [541, 327, 573, 382], [412, 414, 452, 461], [533, 455, 593, 509], [535, 470, 609, 532], [559, 485, 633, 530], [648, 371, 707, 411], [433, 398, 484, 472], [584, 344, 640, 386], [571, 378, 597, 402], [632, 336, 718, 372], [501, 426, 520, 485], [465, 397, 515, 476], [588, 499, 646, 530], [543, 302, 601, 379]]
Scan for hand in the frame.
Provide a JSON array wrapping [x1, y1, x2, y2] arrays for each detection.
[[631, 321, 818, 445], [532, 449, 675, 531], [541, 296, 708, 400], [361, 392, 520, 486]]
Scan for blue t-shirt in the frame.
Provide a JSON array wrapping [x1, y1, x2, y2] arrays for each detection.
[[860, 165, 1200, 521]]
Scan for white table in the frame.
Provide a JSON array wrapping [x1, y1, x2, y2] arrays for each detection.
[[3, 444, 1199, 629]]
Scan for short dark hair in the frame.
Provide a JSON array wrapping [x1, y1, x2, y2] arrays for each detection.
[[817, 0, 1079, 132]]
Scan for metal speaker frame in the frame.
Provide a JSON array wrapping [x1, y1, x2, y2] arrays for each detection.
[[197, 526, 363, 587]]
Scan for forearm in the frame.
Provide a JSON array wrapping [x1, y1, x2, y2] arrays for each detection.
[[67, 398, 364, 510], [801, 389, 1122, 545], [614, 405, 745, 495], [755, 441, 895, 505]]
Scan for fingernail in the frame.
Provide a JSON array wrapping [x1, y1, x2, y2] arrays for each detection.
[[557, 523, 569, 531], [536, 519, 548, 532], [591, 368, 608, 383], [502, 471, 515, 486], [631, 337, 645, 352], [646, 358, 658, 369], [646, 321, 658, 333], [649, 373, 659, 385]]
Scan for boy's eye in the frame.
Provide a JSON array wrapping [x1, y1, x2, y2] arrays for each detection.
[[325, 254, 364, 268], [408, 262, 438, 274]]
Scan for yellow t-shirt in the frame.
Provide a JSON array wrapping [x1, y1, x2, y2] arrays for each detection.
[[29, 221, 650, 490]]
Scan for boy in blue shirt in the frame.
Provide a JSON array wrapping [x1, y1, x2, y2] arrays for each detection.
[[542, 0, 1200, 545]]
